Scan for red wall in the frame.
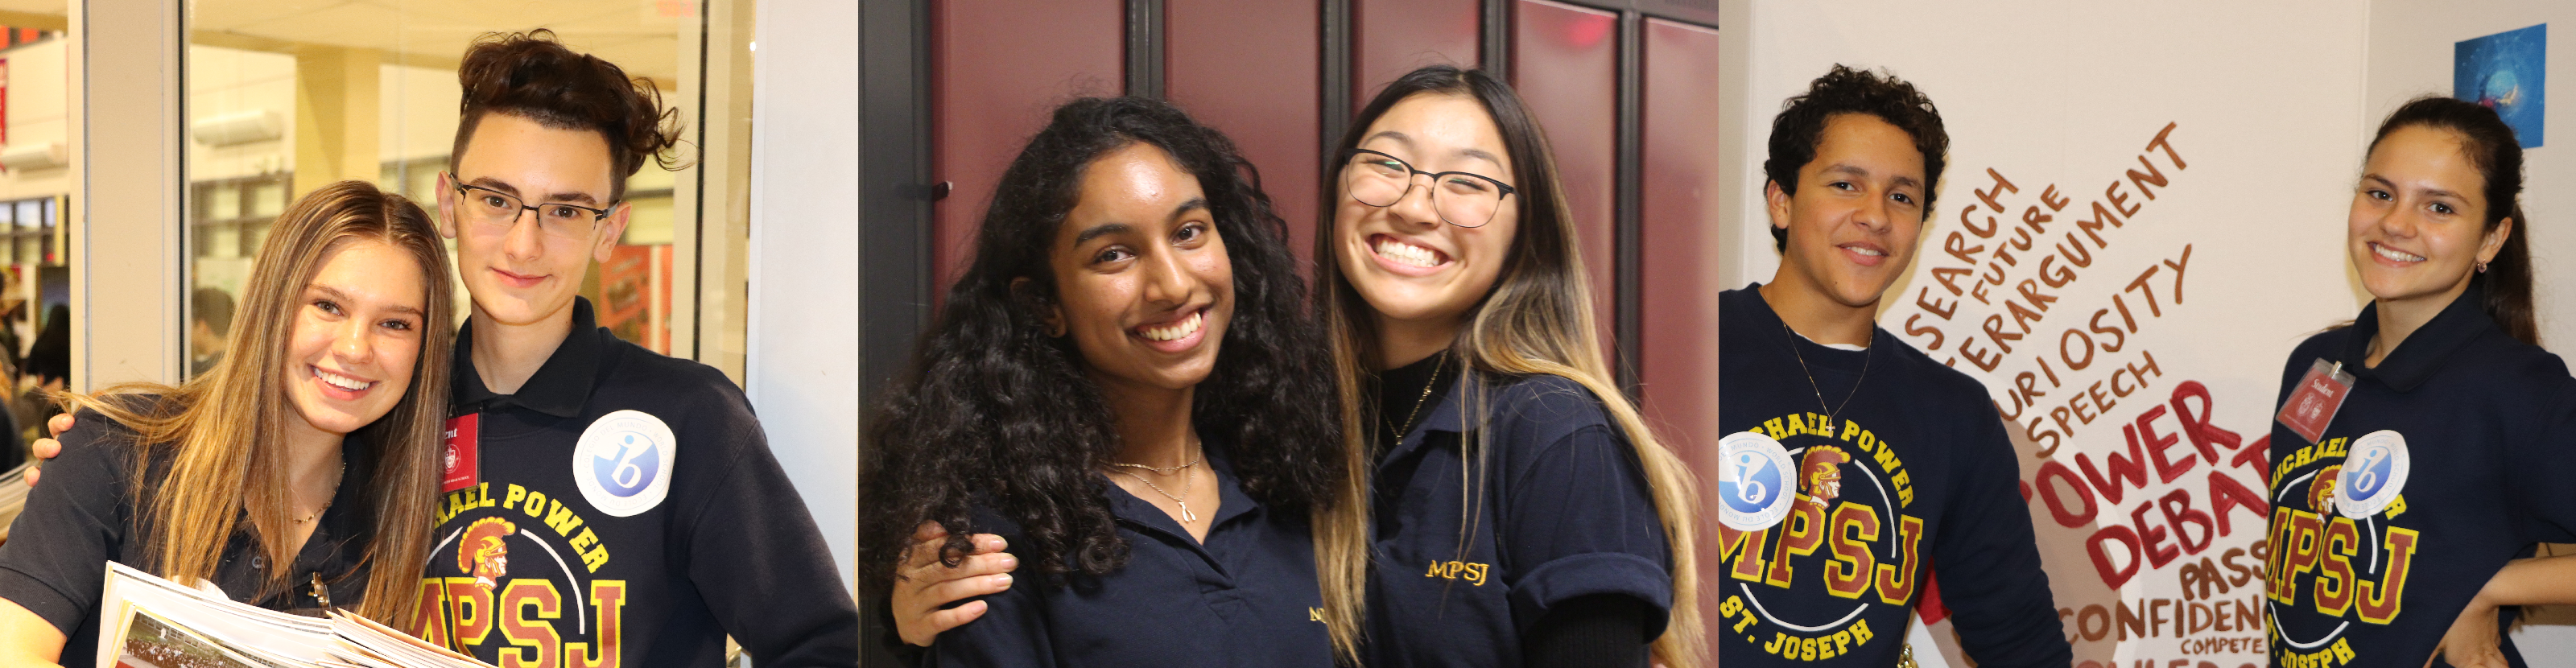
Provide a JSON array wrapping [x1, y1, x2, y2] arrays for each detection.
[[1167, 0, 1324, 266], [930, 0, 1124, 290]]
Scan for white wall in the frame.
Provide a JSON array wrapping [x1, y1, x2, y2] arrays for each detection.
[[1716, 2, 2372, 666], [748, 0, 859, 589], [1719, 1, 2576, 664], [2366, 0, 2576, 655]]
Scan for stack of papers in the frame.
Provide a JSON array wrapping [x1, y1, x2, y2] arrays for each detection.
[[98, 562, 493, 668]]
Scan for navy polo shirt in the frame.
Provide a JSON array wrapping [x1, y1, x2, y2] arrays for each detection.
[[2266, 285, 2576, 668], [930, 445, 1333, 667], [1364, 371, 1674, 668], [0, 404, 380, 668]]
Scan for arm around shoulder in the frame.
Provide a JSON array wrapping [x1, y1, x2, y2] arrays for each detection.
[[0, 597, 66, 668]]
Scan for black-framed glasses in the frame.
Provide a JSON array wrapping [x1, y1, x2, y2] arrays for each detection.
[[1340, 148, 1517, 228], [447, 171, 616, 240]]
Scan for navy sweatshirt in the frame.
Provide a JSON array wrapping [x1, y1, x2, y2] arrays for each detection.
[[2265, 286, 2576, 668], [1716, 286, 2069, 666], [414, 298, 858, 668]]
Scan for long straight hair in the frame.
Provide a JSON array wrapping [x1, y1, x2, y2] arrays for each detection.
[[1313, 65, 1705, 666], [69, 180, 455, 625]]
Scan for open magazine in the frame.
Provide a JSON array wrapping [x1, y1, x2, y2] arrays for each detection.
[[97, 562, 493, 668]]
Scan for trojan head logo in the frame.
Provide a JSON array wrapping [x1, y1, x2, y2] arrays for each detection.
[[1799, 445, 1852, 506], [459, 517, 516, 592], [2307, 465, 2341, 513]]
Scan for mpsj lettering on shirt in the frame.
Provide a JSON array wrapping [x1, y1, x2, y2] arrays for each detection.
[[1719, 413, 1922, 662]]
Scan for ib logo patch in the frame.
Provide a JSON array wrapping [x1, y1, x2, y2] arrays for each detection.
[[573, 410, 679, 517], [2334, 429, 2411, 518], [1719, 431, 1795, 531]]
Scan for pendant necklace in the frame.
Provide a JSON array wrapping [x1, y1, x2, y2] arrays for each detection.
[[1783, 321, 1872, 427], [292, 461, 347, 524], [1388, 349, 1449, 446], [1112, 444, 1204, 523]]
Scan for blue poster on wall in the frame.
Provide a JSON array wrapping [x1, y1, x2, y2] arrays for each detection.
[[2455, 23, 2546, 148]]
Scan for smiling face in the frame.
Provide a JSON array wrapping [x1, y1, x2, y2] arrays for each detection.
[[1333, 93, 1519, 332], [1767, 113, 1929, 310], [2349, 125, 2508, 311], [1043, 142, 1234, 395], [438, 112, 631, 328], [283, 238, 427, 440]]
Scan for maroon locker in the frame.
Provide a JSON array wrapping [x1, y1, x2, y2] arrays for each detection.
[[1511, 0, 1621, 357], [930, 0, 1125, 289], [1639, 17, 1723, 462], [1166, 0, 1325, 266], [1352, 0, 1480, 107]]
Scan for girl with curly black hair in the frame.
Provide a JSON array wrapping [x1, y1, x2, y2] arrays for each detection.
[[857, 97, 1357, 666]]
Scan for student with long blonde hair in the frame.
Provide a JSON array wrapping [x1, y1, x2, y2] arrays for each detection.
[[1311, 64, 1701, 668], [0, 180, 456, 666]]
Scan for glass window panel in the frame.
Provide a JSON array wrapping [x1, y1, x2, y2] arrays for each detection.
[[185, 0, 729, 374], [248, 181, 285, 217], [208, 183, 239, 221]]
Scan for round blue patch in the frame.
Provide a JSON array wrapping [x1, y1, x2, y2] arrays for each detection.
[[1719, 431, 1796, 531]]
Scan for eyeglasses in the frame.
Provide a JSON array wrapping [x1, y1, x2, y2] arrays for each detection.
[[1340, 148, 1517, 228], [448, 172, 615, 240]]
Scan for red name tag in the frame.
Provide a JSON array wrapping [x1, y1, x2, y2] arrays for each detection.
[[442, 414, 480, 493], [2275, 358, 2354, 444]]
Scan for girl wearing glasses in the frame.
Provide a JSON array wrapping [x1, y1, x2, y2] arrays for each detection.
[[873, 68, 1701, 667], [857, 97, 1355, 666], [1312, 64, 1701, 668]]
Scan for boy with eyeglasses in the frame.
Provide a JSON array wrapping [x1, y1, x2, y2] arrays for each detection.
[[35, 31, 857, 667]]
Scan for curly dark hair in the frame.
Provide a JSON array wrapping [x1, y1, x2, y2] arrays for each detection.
[[1763, 64, 1949, 251], [857, 97, 1343, 596], [450, 29, 685, 202]]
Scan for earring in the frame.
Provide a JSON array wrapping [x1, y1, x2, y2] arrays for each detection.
[[1046, 323, 1067, 337], [2478, 261, 2490, 274]]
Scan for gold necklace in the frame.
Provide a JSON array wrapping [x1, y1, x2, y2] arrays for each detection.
[[1117, 466, 1198, 522], [1109, 454, 1203, 474], [1389, 349, 1448, 444], [1112, 439, 1203, 522], [291, 461, 347, 524], [1782, 322, 1872, 427]]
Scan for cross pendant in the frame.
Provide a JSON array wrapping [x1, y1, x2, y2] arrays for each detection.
[[1178, 501, 1197, 523]]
